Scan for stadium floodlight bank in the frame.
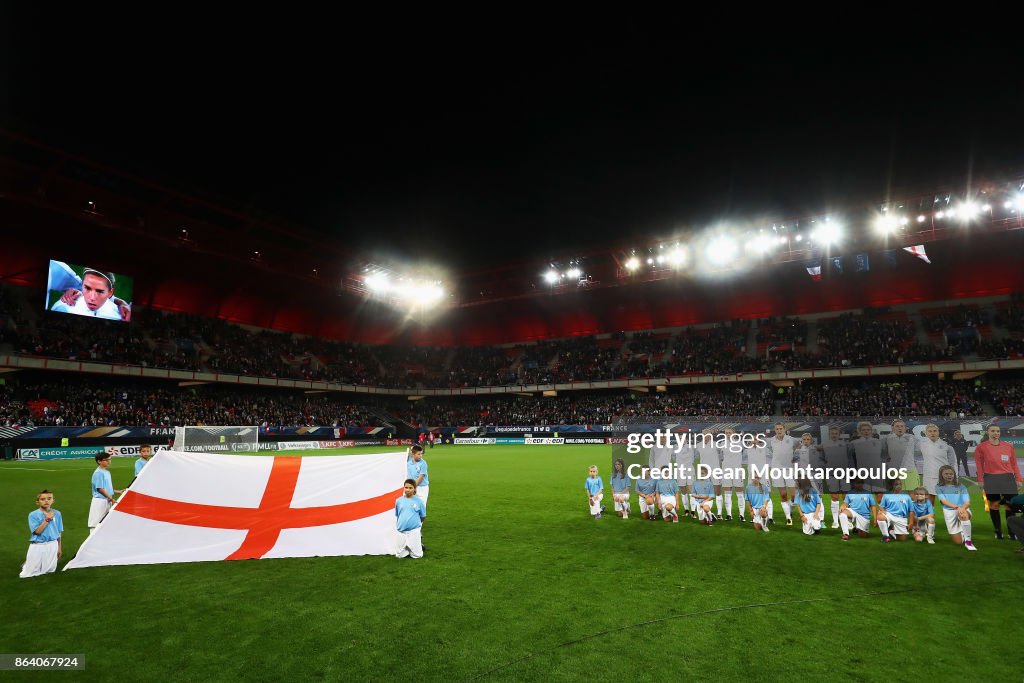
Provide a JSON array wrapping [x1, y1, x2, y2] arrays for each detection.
[[172, 426, 260, 453]]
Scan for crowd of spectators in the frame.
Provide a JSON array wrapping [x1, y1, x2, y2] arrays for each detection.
[[921, 305, 988, 333], [989, 383, 1024, 416], [6, 283, 1024, 390], [815, 313, 920, 367], [5, 374, 1020, 429], [756, 316, 807, 345], [779, 380, 985, 417], [995, 297, 1024, 334], [656, 324, 754, 376], [0, 379, 379, 429]]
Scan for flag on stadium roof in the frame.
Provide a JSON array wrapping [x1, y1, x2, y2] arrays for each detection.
[[65, 450, 406, 569], [804, 261, 822, 281], [829, 255, 843, 274], [854, 253, 871, 272], [903, 244, 931, 264]]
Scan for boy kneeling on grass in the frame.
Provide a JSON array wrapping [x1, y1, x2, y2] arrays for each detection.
[[795, 477, 824, 536], [635, 467, 658, 520], [838, 478, 877, 541], [692, 470, 716, 525], [745, 474, 772, 533], [909, 486, 936, 544], [876, 479, 913, 543]]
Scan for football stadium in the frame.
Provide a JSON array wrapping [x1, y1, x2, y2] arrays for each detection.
[[2, 17, 1024, 681]]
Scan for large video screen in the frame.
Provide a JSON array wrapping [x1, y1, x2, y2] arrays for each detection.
[[45, 259, 134, 322]]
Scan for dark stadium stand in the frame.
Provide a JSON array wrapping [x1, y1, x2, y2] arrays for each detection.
[[4, 282, 1024, 389], [1, 373, 1018, 429]]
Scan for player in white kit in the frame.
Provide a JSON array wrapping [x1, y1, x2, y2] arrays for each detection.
[[744, 432, 772, 523], [694, 429, 723, 518], [720, 427, 746, 521], [768, 423, 799, 525]]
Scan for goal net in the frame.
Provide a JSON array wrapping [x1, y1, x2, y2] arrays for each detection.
[[171, 426, 260, 453]]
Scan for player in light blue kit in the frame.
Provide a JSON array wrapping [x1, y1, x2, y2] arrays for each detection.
[[585, 465, 605, 519], [692, 471, 716, 525], [876, 479, 913, 543], [635, 467, 658, 520], [89, 453, 122, 533], [794, 477, 823, 535], [408, 445, 429, 506], [134, 444, 153, 478], [395, 479, 427, 559], [610, 458, 632, 519], [655, 467, 679, 523], [909, 486, 936, 544], [838, 478, 877, 541], [20, 490, 63, 578], [745, 474, 772, 533], [936, 465, 977, 551]]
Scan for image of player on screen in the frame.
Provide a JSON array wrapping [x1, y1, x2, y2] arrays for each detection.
[[47, 260, 131, 321]]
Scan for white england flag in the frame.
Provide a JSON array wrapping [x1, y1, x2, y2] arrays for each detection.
[[65, 450, 407, 569]]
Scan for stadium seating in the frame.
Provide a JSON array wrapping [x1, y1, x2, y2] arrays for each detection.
[[3, 282, 1024, 393], [1, 374, 1014, 428]]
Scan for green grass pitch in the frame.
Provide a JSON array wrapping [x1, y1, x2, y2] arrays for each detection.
[[1, 445, 1020, 681]]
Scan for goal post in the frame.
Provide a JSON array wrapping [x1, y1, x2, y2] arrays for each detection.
[[171, 426, 260, 453]]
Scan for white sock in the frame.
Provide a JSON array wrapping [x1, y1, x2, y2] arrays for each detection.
[[878, 519, 890, 537], [927, 522, 935, 540], [680, 493, 688, 511], [839, 514, 851, 534], [961, 520, 972, 542], [831, 501, 840, 524], [716, 495, 723, 516], [737, 492, 746, 515], [767, 500, 775, 519], [725, 492, 733, 516], [691, 497, 698, 513], [782, 501, 791, 520]]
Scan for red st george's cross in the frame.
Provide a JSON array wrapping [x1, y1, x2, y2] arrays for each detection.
[[114, 456, 403, 560]]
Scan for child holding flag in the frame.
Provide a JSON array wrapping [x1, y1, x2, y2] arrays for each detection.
[[89, 453, 122, 533], [395, 479, 427, 559]]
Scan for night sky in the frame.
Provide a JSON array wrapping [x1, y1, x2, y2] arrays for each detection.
[[4, 11, 1023, 271]]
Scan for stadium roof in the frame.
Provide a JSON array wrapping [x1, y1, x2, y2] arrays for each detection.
[[4, 13, 1024, 329], [6, 13, 1024, 267]]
